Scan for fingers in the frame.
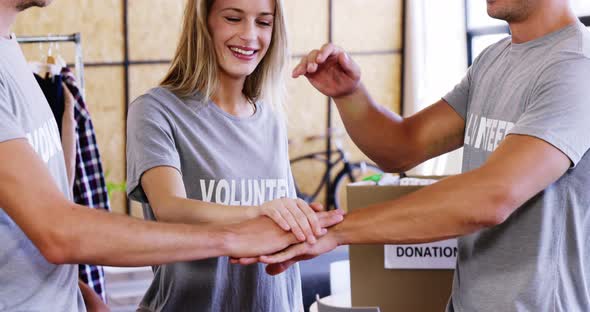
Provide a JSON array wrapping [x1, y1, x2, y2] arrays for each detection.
[[292, 56, 308, 78], [305, 49, 321, 74], [230, 257, 259, 265], [285, 199, 316, 244], [297, 199, 323, 237], [292, 43, 344, 78], [260, 243, 307, 264], [317, 209, 345, 229], [337, 52, 361, 81], [309, 202, 325, 212], [266, 208, 290, 232], [265, 260, 297, 276], [316, 43, 341, 63], [239, 257, 260, 265], [277, 202, 307, 242]]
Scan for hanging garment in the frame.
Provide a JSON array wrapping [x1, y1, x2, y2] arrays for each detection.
[[35, 67, 111, 303], [34, 72, 64, 134]]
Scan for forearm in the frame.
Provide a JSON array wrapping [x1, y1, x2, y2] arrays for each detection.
[[333, 84, 416, 171], [332, 168, 515, 246], [153, 196, 256, 225], [61, 114, 76, 188], [49, 200, 230, 266]]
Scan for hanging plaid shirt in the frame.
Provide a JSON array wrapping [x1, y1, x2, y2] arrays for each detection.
[[62, 68, 111, 303], [36, 68, 111, 302]]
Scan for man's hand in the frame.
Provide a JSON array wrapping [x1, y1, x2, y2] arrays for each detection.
[[225, 209, 344, 259], [293, 43, 361, 98], [261, 232, 340, 275]]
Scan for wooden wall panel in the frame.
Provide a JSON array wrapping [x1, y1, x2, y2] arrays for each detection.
[[129, 64, 171, 101], [332, 54, 402, 163], [84, 66, 127, 215], [284, 0, 329, 55], [333, 0, 403, 52], [285, 59, 329, 158], [13, 0, 124, 63], [128, 0, 185, 61], [356, 54, 401, 113]]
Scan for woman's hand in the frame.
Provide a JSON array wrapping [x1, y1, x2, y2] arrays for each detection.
[[254, 198, 326, 244]]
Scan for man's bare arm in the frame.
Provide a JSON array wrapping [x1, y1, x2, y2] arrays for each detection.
[[0, 139, 343, 266], [292, 44, 465, 172], [260, 134, 570, 273]]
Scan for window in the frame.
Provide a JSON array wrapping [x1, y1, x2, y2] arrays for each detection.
[[465, 0, 590, 65]]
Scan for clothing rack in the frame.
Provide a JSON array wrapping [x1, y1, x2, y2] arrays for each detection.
[[16, 33, 85, 97]]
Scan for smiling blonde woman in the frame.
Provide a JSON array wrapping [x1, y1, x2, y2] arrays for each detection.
[[125, 0, 332, 311]]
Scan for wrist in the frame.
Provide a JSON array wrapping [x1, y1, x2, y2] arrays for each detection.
[[216, 225, 237, 256], [244, 205, 261, 220], [330, 223, 348, 246], [333, 81, 363, 103]]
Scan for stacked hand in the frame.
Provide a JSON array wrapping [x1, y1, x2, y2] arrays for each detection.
[[226, 209, 344, 260], [253, 197, 326, 244]]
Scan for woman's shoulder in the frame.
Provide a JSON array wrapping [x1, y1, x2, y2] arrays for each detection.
[[130, 87, 190, 115], [127, 88, 177, 123], [134, 87, 177, 105], [257, 102, 287, 126]]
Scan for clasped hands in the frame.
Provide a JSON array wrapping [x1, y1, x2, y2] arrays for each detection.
[[230, 197, 345, 276]]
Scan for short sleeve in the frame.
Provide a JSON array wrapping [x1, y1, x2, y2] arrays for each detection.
[[508, 58, 590, 167], [443, 42, 501, 119], [126, 95, 181, 202], [442, 66, 473, 120], [0, 83, 25, 143]]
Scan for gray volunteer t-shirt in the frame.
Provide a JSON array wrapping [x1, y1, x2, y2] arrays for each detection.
[[443, 22, 590, 311], [126, 87, 303, 312], [0, 36, 85, 312]]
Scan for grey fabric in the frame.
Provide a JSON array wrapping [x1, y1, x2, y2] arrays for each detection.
[[0, 36, 84, 312], [126, 87, 303, 312], [443, 22, 590, 311]]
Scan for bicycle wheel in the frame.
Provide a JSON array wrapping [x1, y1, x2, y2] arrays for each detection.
[[290, 156, 328, 205], [333, 162, 383, 212]]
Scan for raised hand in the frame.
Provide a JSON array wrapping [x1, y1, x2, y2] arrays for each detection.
[[292, 43, 361, 98], [255, 198, 327, 244]]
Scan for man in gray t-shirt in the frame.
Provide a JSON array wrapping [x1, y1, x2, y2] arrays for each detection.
[[255, 2, 590, 311], [441, 21, 590, 311], [0, 1, 343, 311], [0, 28, 85, 312]]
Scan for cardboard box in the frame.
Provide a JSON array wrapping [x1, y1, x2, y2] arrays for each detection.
[[348, 177, 454, 312]]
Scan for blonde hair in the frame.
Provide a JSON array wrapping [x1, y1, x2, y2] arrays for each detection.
[[161, 0, 289, 114]]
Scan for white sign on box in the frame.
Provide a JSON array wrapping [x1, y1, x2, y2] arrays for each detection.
[[356, 174, 459, 270], [384, 239, 458, 269]]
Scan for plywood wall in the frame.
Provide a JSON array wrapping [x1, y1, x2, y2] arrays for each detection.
[[13, 0, 403, 215]]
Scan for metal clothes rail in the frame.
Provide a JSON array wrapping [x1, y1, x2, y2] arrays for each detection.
[[16, 33, 85, 97]]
